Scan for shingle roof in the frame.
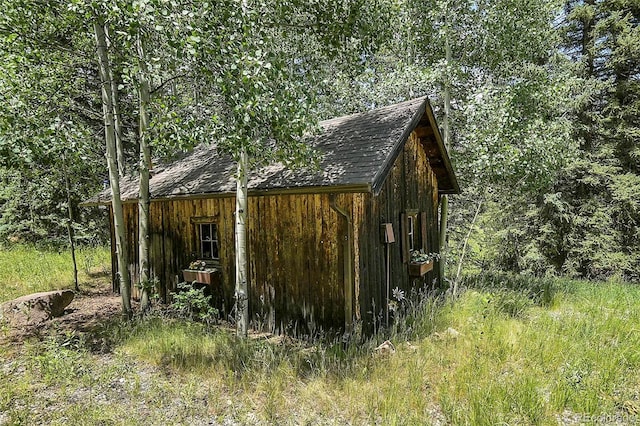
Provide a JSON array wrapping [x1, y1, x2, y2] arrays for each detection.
[[87, 96, 458, 204]]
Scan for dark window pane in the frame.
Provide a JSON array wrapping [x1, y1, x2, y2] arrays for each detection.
[[202, 241, 212, 259], [201, 224, 211, 241], [408, 216, 415, 251]]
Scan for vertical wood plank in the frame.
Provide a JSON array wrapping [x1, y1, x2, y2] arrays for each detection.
[[312, 193, 325, 324], [421, 211, 428, 252], [352, 193, 362, 322]]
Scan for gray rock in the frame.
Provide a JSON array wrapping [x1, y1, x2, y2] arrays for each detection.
[[0, 290, 74, 327]]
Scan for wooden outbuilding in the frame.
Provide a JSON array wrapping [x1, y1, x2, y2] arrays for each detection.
[[89, 97, 459, 332]]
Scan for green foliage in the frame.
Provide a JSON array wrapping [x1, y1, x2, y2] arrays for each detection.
[[0, 0, 111, 245], [170, 282, 218, 323], [537, 157, 640, 280], [519, 0, 640, 281], [403, 0, 576, 190], [455, 66, 578, 192], [454, 149, 640, 283], [27, 334, 91, 385], [1, 0, 395, 246], [186, 0, 394, 169], [0, 166, 108, 246]]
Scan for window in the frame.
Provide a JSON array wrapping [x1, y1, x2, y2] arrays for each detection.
[[199, 223, 219, 260], [401, 211, 428, 263], [407, 215, 416, 251]]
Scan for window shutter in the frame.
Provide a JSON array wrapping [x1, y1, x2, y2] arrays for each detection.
[[420, 211, 428, 252], [400, 212, 409, 264]]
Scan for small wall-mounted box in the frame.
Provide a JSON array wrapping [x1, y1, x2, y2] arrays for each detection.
[[381, 223, 395, 244]]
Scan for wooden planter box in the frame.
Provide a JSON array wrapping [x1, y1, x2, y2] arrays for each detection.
[[408, 260, 434, 277], [182, 269, 218, 285]]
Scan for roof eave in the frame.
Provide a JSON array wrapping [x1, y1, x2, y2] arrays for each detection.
[[423, 102, 461, 195], [82, 183, 373, 206]]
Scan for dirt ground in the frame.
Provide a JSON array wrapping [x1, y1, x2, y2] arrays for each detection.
[[1, 274, 125, 345]]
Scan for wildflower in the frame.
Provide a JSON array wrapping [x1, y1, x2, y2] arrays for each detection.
[[392, 287, 405, 302]]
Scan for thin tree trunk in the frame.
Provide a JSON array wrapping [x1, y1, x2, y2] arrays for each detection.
[[234, 0, 251, 337], [137, 33, 152, 311], [235, 148, 249, 337], [104, 24, 126, 177], [453, 199, 482, 297], [62, 151, 79, 292], [94, 19, 132, 318], [439, 6, 452, 288], [443, 28, 452, 151]]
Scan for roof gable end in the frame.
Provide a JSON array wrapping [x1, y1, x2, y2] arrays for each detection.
[[369, 97, 459, 195]]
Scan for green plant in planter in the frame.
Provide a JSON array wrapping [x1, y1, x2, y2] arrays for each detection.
[[188, 260, 207, 270], [410, 250, 439, 263]]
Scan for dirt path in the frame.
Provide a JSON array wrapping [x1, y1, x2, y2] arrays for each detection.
[[1, 275, 124, 345]]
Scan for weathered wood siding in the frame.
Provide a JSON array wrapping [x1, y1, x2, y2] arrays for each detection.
[[112, 131, 440, 332], [355, 131, 440, 328], [248, 193, 348, 332], [116, 193, 350, 331]]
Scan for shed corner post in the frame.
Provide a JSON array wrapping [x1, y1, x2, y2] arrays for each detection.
[[438, 194, 449, 288]]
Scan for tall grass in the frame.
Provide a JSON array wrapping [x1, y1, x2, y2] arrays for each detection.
[[0, 244, 110, 302], [3, 266, 640, 424], [115, 275, 640, 424], [431, 274, 640, 423]]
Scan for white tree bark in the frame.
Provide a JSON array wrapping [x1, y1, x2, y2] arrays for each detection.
[[104, 24, 126, 177], [136, 33, 152, 311], [235, 148, 249, 337], [439, 3, 452, 288], [443, 36, 452, 150], [94, 19, 132, 317]]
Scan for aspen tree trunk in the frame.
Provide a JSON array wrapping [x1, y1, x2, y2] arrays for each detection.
[[137, 34, 152, 311], [443, 35, 452, 149], [439, 9, 452, 288], [94, 20, 132, 318], [104, 25, 126, 177], [233, 0, 251, 338], [235, 148, 249, 337], [62, 151, 79, 292]]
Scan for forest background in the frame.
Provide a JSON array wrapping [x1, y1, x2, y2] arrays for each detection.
[[0, 0, 638, 285]]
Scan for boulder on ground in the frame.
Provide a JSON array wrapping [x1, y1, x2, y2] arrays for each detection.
[[0, 290, 74, 327]]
